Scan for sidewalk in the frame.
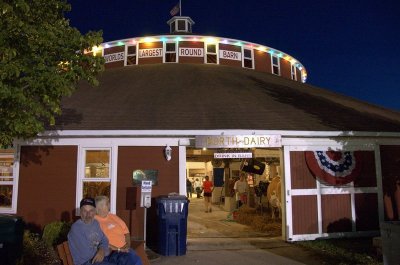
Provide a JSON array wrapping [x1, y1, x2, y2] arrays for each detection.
[[147, 198, 322, 265]]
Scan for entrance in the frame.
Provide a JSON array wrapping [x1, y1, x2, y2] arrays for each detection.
[[185, 148, 283, 240]]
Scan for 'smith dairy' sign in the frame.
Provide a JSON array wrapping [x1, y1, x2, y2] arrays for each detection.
[[139, 48, 163, 58], [196, 135, 282, 148], [104, 52, 124, 63], [179, 48, 204, 57], [219, 50, 242, 61]]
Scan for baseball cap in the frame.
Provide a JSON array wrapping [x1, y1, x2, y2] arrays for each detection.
[[80, 197, 96, 208]]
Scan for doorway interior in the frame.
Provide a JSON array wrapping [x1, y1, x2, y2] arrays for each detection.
[[185, 147, 283, 238]]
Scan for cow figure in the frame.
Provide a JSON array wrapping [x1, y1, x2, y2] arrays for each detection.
[[266, 176, 282, 219], [269, 191, 281, 219]]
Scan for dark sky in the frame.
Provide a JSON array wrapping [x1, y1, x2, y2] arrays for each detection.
[[66, 0, 400, 111]]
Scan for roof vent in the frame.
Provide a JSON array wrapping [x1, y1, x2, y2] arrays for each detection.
[[167, 16, 195, 34]]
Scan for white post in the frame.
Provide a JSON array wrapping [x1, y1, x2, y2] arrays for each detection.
[[143, 207, 147, 249]]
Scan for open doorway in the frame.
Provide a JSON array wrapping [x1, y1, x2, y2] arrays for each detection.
[[185, 148, 283, 239]]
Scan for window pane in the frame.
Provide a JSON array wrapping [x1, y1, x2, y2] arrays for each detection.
[[244, 59, 253, 68], [207, 44, 216, 53], [127, 55, 136, 65], [273, 65, 279, 75], [0, 157, 13, 181], [83, 182, 110, 198], [85, 150, 110, 178], [207, 54, 217, 64], [127, 46, 136, 55], [272, 56, 278, 65], [0, 185, 12, 208], [165, 53, 176, 62], [166, 43, 176, 52], [178, 20, 185, 30], [244, 49, 252, 58], [171, 21, 176, 32]]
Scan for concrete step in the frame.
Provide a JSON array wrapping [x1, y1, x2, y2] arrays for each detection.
[[187, 237, 290, 251]]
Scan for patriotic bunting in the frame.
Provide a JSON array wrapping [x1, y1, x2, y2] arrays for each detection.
[[305, 151, 362, 185]]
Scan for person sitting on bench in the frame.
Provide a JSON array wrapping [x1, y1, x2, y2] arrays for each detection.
[[68, 197, 115, 265], [95, 196, 142, 265]]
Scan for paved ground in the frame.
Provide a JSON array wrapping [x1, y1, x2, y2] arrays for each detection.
[[148, 197, 323, 265]]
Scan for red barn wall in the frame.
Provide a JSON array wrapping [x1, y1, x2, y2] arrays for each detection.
[[18, 146, 77, 231], [116, 146, 180, 239]]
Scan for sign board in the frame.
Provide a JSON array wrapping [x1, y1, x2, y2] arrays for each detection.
[[179, 48, 204, 57], [214, 152, 252, 159], [141, 180, 152, 193], [219, 50, 242, 61], [138, 48, 163, 58], [196, 135, 282, 148], [104, 52, 125, 63]]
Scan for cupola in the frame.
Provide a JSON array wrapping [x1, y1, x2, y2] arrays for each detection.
[[167, 16, 195, 34]]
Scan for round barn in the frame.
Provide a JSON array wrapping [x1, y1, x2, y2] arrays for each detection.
[[2, 16, 400, 244]]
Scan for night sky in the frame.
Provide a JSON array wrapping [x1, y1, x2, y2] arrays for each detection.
[[66, 0, 400, 111]]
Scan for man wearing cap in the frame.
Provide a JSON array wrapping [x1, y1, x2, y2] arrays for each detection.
[[68, 197, 116, 265]]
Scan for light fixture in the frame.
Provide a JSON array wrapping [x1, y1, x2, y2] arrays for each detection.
[[164, 145, 172, 161]]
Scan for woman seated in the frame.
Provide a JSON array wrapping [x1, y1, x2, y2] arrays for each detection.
[[95, 196, 142, 265]]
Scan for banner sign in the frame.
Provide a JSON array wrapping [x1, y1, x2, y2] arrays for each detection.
[[138, 48, 163, 58], [179, 48, 204, 57], [196, 135, 282, 148], [214, 152, 252, 159], [219, 50, 242, 61], [104, 52, 125, 63]]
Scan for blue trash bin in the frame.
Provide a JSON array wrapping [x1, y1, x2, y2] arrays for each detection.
[[156, 194, 189, 256]]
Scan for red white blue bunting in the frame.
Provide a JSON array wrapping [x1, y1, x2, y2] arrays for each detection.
[[305, 151, 362, 185]]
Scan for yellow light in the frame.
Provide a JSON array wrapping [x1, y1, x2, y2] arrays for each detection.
[[204, 37, 217, 43], [91, 46, 102, 56], [257, 46, 267, 52], [191, 37, 198, 42], [142, 37, 156, 43], [284, 56, 291, 61]]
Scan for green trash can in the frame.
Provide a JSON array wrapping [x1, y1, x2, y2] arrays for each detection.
[[0, 214, 24, 265]]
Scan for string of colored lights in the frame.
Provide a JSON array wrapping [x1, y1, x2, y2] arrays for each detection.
[[88, 35, 307, 82]]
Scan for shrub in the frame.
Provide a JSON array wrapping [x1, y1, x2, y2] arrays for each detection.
[[42, 221, 71, 247], [16, 230, 60, 265]]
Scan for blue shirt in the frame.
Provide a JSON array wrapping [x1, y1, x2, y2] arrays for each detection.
[[68, 219, 110, 265]]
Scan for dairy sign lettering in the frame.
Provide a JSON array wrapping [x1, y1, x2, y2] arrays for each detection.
[[138, 48, 163, 58], [219, 50, 242, 61], [179, 48, 204, 57], [195, 135, 282, 148], [104, 52, 125, 63]]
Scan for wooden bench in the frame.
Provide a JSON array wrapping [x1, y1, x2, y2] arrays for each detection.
[[57, 240, 150, 265]]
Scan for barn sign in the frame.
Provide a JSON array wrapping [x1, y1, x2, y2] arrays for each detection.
[[195, 135, 282, 148]]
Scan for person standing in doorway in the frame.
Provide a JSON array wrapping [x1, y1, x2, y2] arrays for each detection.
[[202, 176, 214, 212], [234, 173, 249, 209], [194, 178, 203, 198], [186, 178, 193, 198]]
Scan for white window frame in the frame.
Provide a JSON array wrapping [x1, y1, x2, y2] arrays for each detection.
[[0, 147, 19, 214], [205, 43, 218, 64], [172, 19, 192, 33], [271, 55, 280, 75], [291, 64, 297, 81], [76, 146, 117, 215], [242, 48, 254, 69], [164, 41, 177, 63], [125, 44, 138, 66]]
